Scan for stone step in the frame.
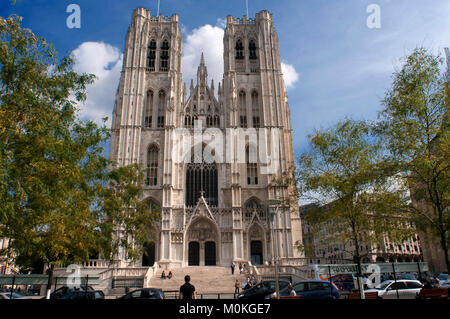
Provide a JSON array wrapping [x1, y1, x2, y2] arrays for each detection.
[[147, 266, 250, 294]]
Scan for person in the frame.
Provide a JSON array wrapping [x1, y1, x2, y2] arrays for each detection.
[[161, 271, 166, 279], [168, 271, 173, 279], [234, 279, 240, 298], [287, 284, 296, 296], [239, 263, 243, 274], [231, 262, 235, 275], [179, 275, 196, 300]]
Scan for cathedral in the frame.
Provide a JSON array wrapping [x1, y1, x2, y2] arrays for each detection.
[[109, 7, 303, 269]]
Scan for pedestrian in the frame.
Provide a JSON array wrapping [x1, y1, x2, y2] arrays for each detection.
[[234, 279, 240, 298], [239, 263, 243, 274], [231, 262, 235, 275], [161, 270, 166, 279], [179, 275, 197, 299], [287, 284, 296, 296], [168, 271, 173, 279]]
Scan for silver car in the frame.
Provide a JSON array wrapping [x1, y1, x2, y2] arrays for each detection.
[[365, 280, 423, 299]]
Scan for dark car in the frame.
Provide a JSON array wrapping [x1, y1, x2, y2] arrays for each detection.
[[47, 286, 98, 300], [238, 280, 290, 299], [268, 280, 340, 300], [118, 288, 165, 300], [58, 290, 105, 300]]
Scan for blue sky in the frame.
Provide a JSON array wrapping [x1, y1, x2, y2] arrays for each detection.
[[1, 0, 449, 156]]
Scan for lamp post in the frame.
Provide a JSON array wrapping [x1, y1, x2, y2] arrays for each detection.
[[262, 199, 281, 299]]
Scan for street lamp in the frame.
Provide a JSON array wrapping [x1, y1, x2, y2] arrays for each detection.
[[262, 199, 281, 300]]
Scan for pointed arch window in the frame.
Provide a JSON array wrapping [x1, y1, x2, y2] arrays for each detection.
[[249, 39, 257, 60], [213, 115, 220, 127], [239, 91, 247, 128], [160, 40, 170, 72], [185, 146, 218, 207], [144, 90, 154, 128], [147, 39, 157, 71], [251, 91, 260, 128], [246, 145, 258, 185], [235, 39, 244, 60], [244, 198, 264, 223], [157, 90, 165, 128], [147, 145, 159, 186]]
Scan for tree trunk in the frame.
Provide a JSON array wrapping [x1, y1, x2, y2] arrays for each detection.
[[45, 264, 54, 299]]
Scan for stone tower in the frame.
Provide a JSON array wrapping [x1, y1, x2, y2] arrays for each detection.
[[109, 8, 303, 269]]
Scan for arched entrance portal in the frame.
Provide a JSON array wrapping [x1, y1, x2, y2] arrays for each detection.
[[188, 242, 200, 266], [186, 217, 219, 266], [250, 241, 263, 265], [142, 242, 156, 267], [205, 242, 216, 266]]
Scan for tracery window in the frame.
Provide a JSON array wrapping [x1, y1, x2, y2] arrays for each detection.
[[251, 91, 260, 128], [147, 39, 156, 71], [249, 39, 257, 60], [185, 147, 218, 207], [235, 39, 244, 60], [143, 90, 154, 128], [157, 90, 165, 128], [239, 91, 247, 128], [246, 145, 258, 185], [147, 145, 158, 186], [160, 40, 170, 72]]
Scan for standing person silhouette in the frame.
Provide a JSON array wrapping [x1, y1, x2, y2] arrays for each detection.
[[179, 275, 197, 299]]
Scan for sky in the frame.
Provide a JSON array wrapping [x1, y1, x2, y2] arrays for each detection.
[[1, 0, 449, 157]]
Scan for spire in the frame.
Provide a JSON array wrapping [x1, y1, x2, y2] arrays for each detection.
[[197, 52, 208, 87], [200, 51, 205, 66]]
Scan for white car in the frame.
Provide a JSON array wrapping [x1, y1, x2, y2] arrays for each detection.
[[365, 280, 423, 299]]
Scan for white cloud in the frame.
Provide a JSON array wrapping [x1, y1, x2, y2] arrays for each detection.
[[281, 62, 299, 89], [71, 41, 123, 126], [182, 24, 224, 89]]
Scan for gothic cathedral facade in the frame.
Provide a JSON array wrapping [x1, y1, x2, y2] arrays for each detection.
[[109, 7, 303, 269]]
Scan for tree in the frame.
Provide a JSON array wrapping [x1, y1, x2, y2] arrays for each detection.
[[377, 47, 450, 272], [0, 16, 158, 297], [297, 119, 413, 297]]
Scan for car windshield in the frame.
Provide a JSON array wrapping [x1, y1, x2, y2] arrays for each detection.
[[375, 281, 392, 290], [438, 274, 448, 280], [3, 292, 24, 299]]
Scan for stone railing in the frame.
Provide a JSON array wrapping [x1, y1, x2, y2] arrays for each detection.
[[112, 267, 149, 278]]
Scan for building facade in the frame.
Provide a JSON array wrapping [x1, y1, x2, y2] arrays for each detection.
[[109, 8, 303, 269], [300, 204, 423, 265]]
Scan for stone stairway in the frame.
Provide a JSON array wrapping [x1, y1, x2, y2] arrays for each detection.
[[147, 266, 249, 294]]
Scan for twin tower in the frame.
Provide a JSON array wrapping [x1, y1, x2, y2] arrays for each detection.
[[110, 7, 303, 269]]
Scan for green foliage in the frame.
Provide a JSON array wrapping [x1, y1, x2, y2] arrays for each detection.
[[298, 120, 412, 262], [0, 16, 156, 272], [377, 47, 449, 271]]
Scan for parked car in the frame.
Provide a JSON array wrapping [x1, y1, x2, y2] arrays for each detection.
[[48, 286, 98, 299], [0, 292, 26, 299], [56, 290, 105, 300], [267, 280, 340, 300], [119, 288, 165, 299], [365, 280, 423, 299], [238, 280, 290, 299], [436, 273, 449, 286]]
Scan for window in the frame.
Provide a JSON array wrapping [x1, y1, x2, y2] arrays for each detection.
[[246, 146, 258, 185], [308, 282, 330, 291], [235, 39, 244, 59], [147, 146, 158, 186], [157, 90, 165, 128], [143, 90, 154, 128], [249, 39, 257, 60], [388, 282, 407, 290], [293, 283, 308, 293], [185, 146, 218, 207], [147, 40, 156, 71], [214, 115, 220, 127], [406, 282, 422, 289], [160, 40, 170, 72], [251, 91, 260, 128], [239, 91, 247, 128]]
